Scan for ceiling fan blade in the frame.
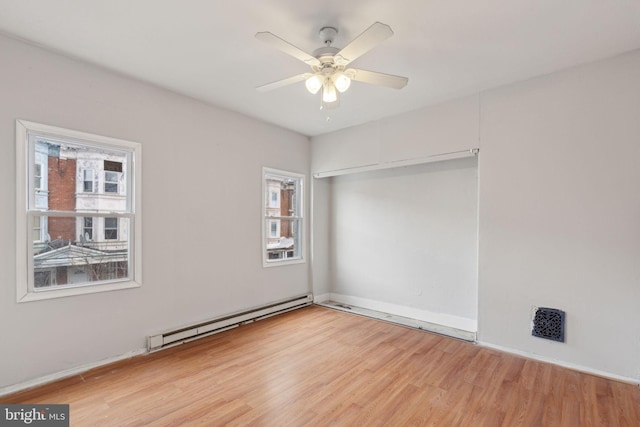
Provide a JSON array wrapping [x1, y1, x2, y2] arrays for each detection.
[[256, 73, 312, 92], [255, 32, 320, 67], [346, 68, 408, 89], [334, 22, 394, 66]]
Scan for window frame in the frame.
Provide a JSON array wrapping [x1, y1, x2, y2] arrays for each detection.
[[16, 120, 142, 302], [261, 167, 304, 268]]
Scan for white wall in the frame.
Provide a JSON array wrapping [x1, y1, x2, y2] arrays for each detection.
[[311, 49, 640, 381], [312, 95, 479, 175], [478, 50, 640, 380], [0, 34, 310, 390], [329, 158, 478, 331]]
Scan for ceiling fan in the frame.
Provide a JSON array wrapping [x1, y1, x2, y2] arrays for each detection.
[[255, 22, 408, 109]]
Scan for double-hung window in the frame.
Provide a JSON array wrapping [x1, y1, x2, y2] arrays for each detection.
[[82, 169, 94, 192], [104, 218, 118, 240], [34, 163, 43, 190], [262, 168, 304, 266], [83, 217, 93, 241], [104, 160, 122, 194], [16, 120, 142, 302]]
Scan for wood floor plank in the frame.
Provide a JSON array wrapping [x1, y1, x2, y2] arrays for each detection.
[[2, 305, 639, 426]]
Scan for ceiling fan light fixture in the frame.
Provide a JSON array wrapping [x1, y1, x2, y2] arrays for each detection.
[[305, 74, 323, 94], [322, 81, 338, 103], [333, 72, 351, 93]]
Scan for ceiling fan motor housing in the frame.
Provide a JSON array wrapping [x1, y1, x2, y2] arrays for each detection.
[[318, 26, 338, 45]]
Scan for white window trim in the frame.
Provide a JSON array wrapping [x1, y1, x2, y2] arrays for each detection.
[[262, 167, 305, 268], [15, 120, 142, 302]]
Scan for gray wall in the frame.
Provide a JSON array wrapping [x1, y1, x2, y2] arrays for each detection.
[[0, 34, 310, 390]]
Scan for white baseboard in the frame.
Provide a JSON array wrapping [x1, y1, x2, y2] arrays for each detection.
[[0, 348, 147, 398], [478, 341, 640, 386], [318, 293, 476, 341], [328, 293, 477, 332]]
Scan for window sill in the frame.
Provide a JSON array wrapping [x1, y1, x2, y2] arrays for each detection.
[[17, 280, 141, 303], [262, 257, 305, 268]]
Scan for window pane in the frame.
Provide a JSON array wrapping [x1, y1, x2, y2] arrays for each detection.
[[34, 271, 53, 288], [264, 174, 299, 217], [31, 139, 128, 212], [33, 216, 129, 290], [265, 218, 300, 260]]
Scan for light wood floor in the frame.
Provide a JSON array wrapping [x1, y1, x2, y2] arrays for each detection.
[[3, 305, 639, 426]]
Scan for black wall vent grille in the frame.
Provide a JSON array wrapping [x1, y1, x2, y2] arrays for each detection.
[[532, 307, 565, 342]]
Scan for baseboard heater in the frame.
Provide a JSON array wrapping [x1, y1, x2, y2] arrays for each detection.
[[147, 294, 313, 352]]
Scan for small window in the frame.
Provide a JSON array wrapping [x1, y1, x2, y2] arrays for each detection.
[[16, 120, 142, 302], [104, 171, 120, 193], [262, 168, 304, 267], [83, 217, 93, 241], [269, 191, 279, 208], [269, 220, 279, 238], [32, 215, 42, 242], [83, 169, 94, 192], [34, 163, 43, 190], [104, 218, 118, 240], [34, 271, 54, 288]]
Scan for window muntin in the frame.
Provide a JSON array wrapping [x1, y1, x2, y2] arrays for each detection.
[[262, 168, 304, 267], [16, 120, 142, 302]]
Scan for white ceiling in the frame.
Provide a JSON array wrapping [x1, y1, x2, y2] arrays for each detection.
[[1, 0, 639, 136]]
